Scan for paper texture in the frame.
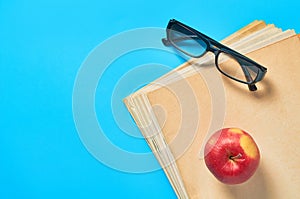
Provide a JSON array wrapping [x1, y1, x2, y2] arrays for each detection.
[[124, 21, 300, 198], [144, 35, 300, 198]]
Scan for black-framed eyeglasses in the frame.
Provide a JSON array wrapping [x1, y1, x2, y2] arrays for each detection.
[[162, 19, 267, 91]]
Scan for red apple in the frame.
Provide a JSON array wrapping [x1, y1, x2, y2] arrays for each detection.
[[204, 128, 260, 185]]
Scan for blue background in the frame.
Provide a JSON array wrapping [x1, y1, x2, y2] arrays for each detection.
[[1, 0, 299, 198]]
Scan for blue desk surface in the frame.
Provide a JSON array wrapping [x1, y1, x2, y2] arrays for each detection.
[[1, 0, 299, 198]]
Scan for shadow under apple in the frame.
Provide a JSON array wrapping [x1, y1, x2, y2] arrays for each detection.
[[224, 165, 271, 199]]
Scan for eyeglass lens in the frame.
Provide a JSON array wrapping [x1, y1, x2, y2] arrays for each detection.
[[217, 52, 259, 83], [169, 23, 207, 57]]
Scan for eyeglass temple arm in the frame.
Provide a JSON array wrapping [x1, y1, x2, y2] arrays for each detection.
[[240, 65, 257, 91]]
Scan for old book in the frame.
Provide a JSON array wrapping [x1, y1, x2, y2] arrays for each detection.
[[124, 21, 299, 198]]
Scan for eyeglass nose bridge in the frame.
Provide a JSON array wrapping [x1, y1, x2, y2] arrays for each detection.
[[206, 43, 221, 54]]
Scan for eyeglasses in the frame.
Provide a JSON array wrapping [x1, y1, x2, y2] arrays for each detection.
[[162, 19, 267, 91]]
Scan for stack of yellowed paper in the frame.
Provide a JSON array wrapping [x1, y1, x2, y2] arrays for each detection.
[[124, 20, 300, 198]]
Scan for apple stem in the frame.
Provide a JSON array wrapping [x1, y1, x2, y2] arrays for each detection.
[[229, 153, 242, 160]]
